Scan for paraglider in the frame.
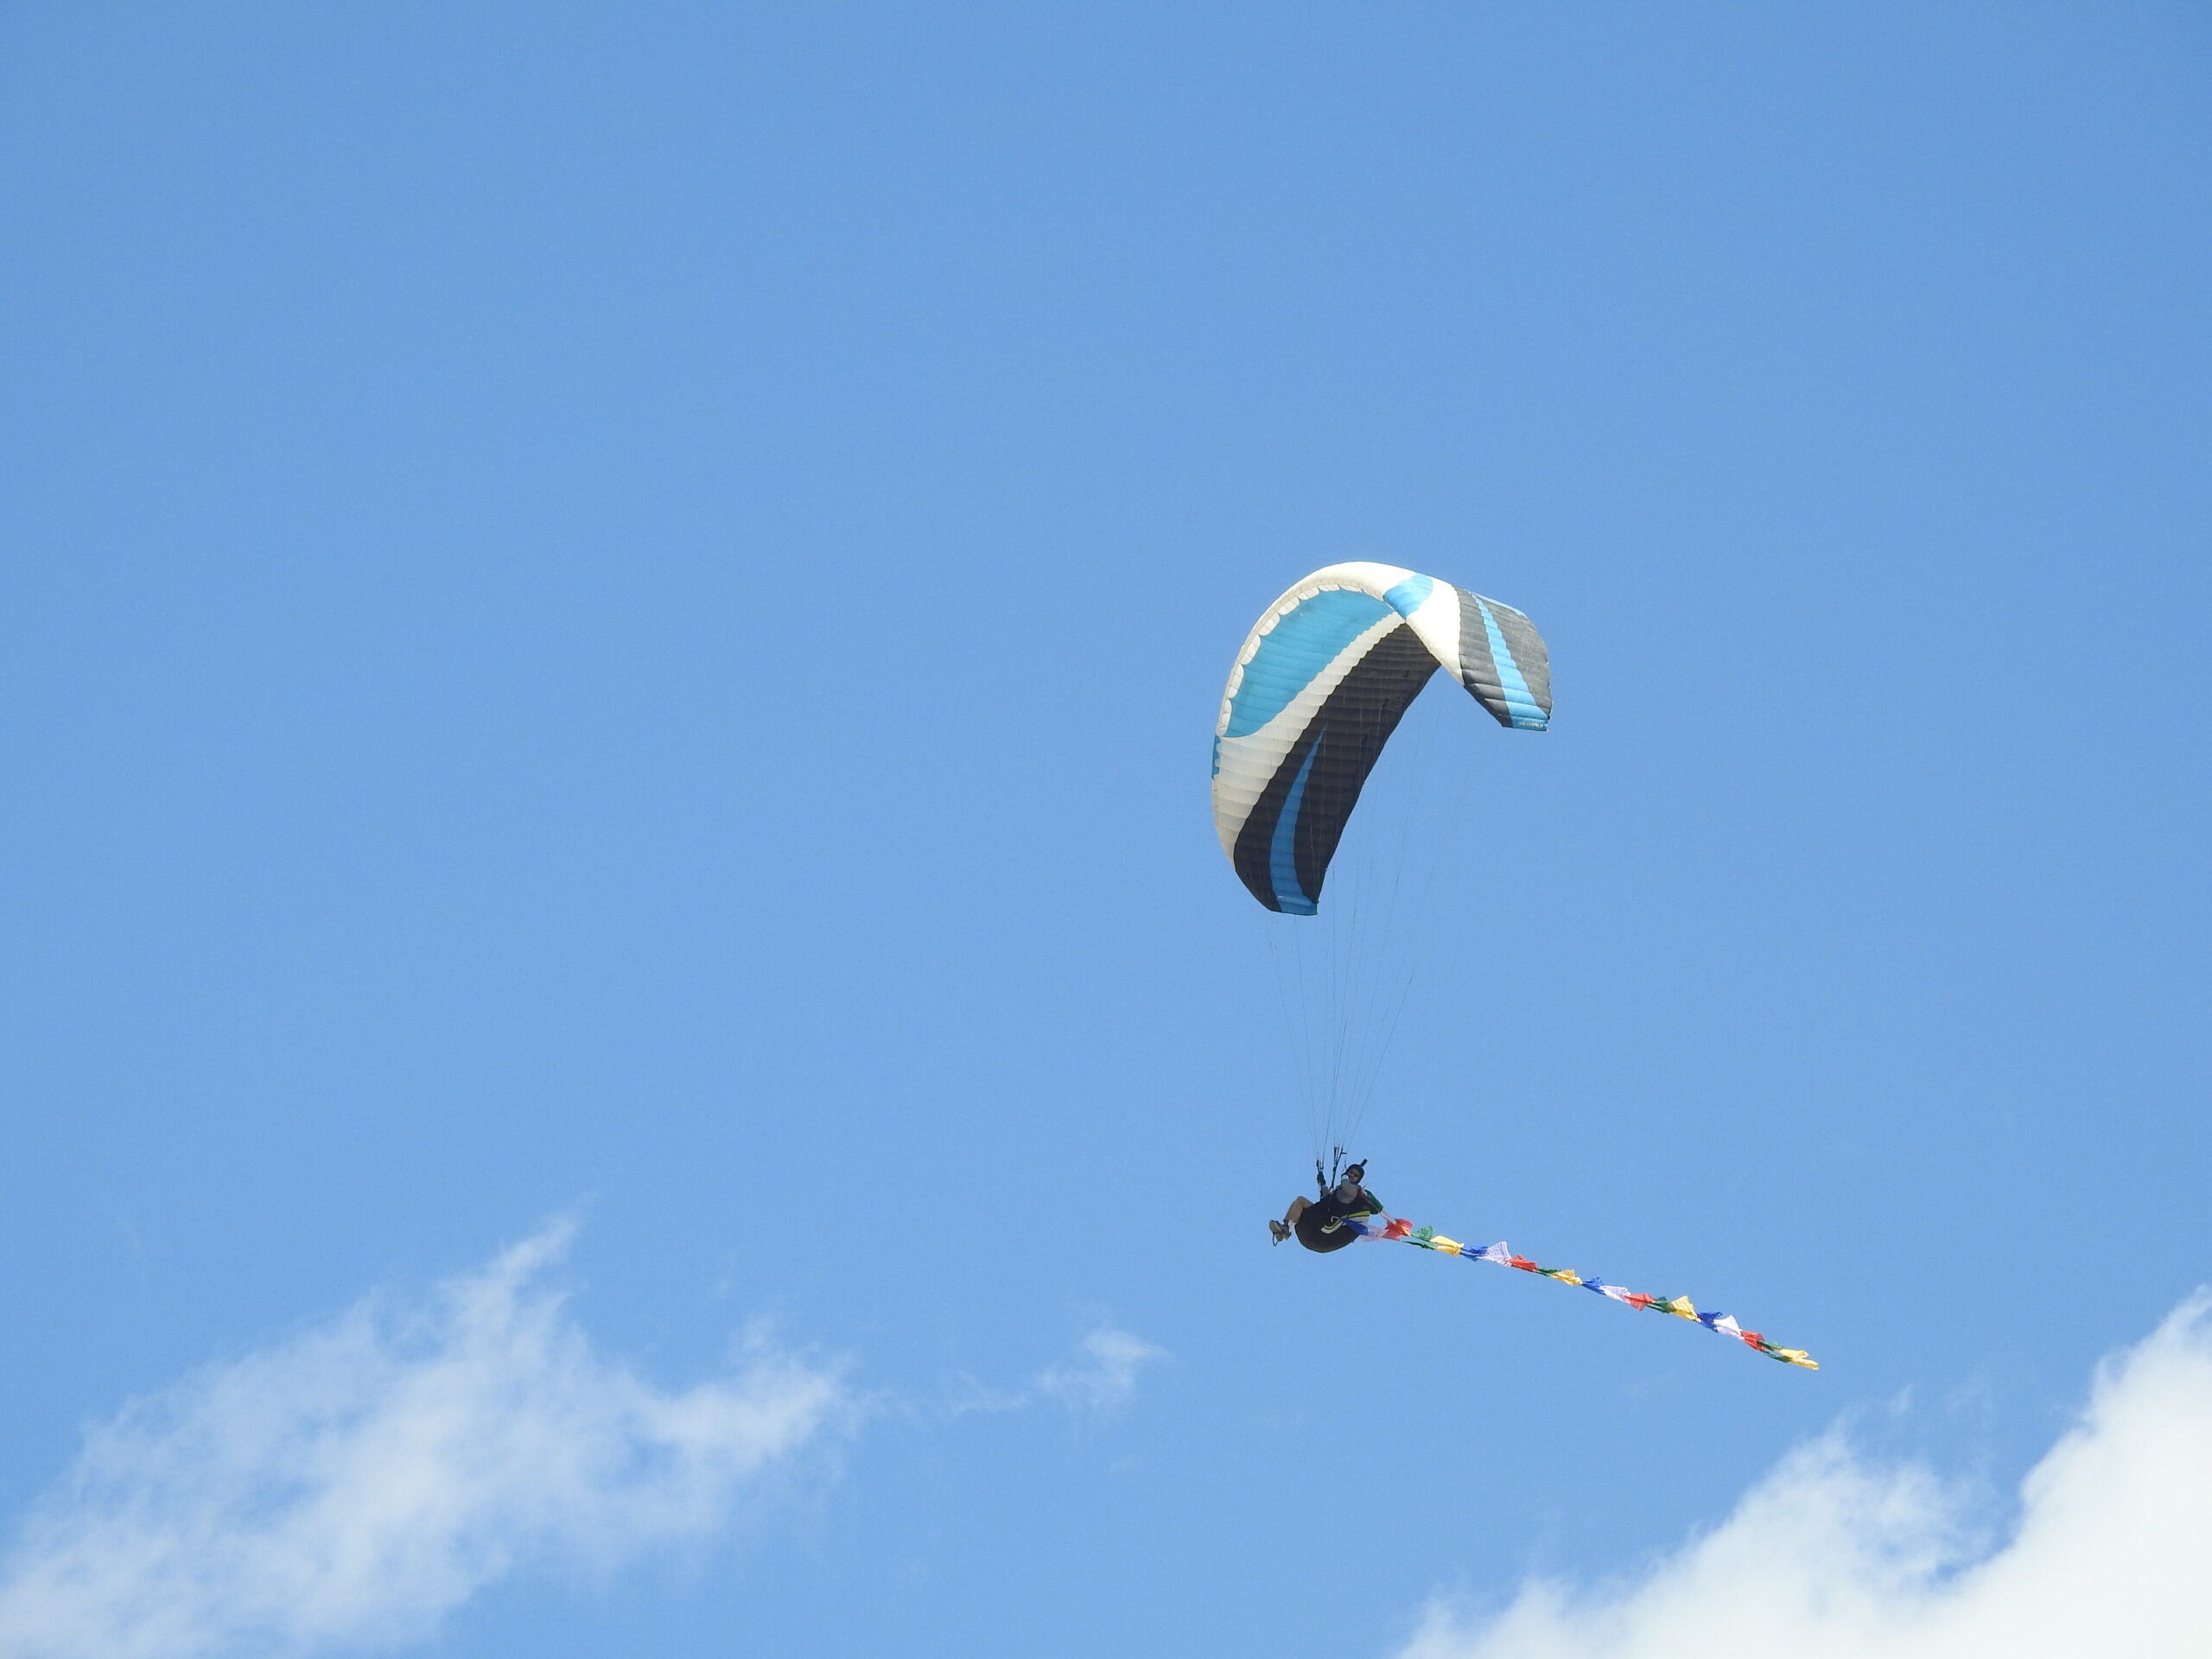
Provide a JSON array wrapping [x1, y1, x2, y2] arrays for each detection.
[[1268, 1160, 1382, 1253], [1217, 563, 1815, 1370]]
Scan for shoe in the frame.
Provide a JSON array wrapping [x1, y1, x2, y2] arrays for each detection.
[[1268, 1220, 1291, 1243]]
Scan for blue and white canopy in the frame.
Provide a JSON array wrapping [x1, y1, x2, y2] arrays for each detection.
[[1211, 563, 1551, 914]]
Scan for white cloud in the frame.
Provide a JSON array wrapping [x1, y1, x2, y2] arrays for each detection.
[[1035, 1328, 1167, 1413], [1399, 1294, 2212, 1659], [0, 1222, 848, 1659]]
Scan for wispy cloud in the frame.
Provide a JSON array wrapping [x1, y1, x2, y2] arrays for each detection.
[[1398, 1294, 2212, 1659], [942, 1326, 1169, 1419], [0, 1221, 848, 1659], [1036, 1329, 1167, 1413]]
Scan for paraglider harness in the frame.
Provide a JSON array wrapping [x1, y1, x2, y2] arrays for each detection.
[[1295, 1151, 1382, 1254]]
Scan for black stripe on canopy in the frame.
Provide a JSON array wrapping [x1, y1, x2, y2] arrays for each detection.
[[1230, 622, 1440, 912]]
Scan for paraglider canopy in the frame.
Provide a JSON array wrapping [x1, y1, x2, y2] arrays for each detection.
[[1211, 562, 1550, 914]]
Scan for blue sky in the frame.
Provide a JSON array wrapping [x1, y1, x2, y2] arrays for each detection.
[[3, 5, 2209, 1656]]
